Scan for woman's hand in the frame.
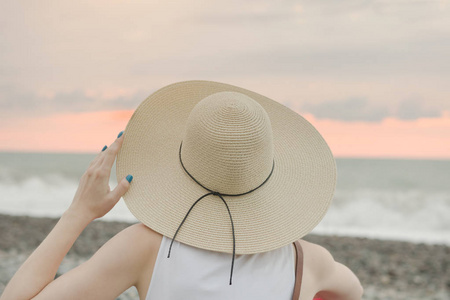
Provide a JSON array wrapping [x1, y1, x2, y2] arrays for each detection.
[[67, 131, 133, 222]]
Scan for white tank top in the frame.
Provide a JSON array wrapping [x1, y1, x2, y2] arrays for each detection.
[[145, 235, 296, 299]]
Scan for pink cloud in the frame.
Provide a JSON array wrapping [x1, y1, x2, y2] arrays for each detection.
[[0, 110, 134, 153], [1, 109, 449, 159], [303, 111, 450, 159]]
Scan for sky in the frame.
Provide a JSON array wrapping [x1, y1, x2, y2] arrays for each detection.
[[1, 0, 449, 158]]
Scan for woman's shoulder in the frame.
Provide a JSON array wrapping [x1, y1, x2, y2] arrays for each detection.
[[297, 239, 364, 299], [119, 223, 163, 248], [298, 239, 333, 259], [297, 239, 336, 289], [104, 223, 163, 268], [124, 222, 162, 236], [98, 223, 163, 270], [297, 239, 335, 275]]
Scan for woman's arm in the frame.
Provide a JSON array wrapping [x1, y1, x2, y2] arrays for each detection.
[[1, 132, 134, 300], [31, 222, 161, 300]]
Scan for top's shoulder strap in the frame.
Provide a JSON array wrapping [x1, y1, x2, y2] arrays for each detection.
[[292, 240, 304, 300]]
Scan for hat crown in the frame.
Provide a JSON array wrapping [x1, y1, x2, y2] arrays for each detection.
[[181, 91, 274, 194]]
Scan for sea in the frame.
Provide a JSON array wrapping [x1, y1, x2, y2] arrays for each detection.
[[0, 152, 449, 246]]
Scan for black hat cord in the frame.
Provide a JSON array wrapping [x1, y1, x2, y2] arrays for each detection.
[[167, 141, 275, 285]]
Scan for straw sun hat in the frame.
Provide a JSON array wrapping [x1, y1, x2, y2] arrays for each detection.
[[116, 80, 336, 256]]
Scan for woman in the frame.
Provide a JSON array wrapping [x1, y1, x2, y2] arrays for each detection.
[[1, 81, 363, 300]]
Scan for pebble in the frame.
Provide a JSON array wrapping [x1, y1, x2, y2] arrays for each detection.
[[1, 214, 449, 299]]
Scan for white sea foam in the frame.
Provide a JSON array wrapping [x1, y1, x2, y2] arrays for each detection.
[[0, 174, 137, 223], [313, 189, 450, 245], [1, 175, 449, 245], [1, 154, 449, 245]]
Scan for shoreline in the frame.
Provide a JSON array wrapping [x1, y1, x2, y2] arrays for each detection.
[[1, 214, 448, 299]]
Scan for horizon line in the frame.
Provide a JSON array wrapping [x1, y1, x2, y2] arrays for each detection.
[[1, 149, 449, 161]]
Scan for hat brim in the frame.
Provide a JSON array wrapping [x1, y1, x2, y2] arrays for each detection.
[[116, 80, 336, 254]]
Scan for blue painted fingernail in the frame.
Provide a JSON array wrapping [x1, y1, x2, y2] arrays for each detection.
[[117, 131, 124, 138], [126, 175, 133, 183], [101, 145, 107, 151]]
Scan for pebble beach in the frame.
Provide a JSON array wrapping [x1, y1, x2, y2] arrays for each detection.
[[0, 214, 448, 300]]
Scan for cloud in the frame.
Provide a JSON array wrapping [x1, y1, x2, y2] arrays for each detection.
[[304, 111, 450, 159], [301, 96, 443, 122], [3, 0, 449, 90], [0, 1, 449, 124], [1, 83, 445, 124], [302, 97, 389, 122], [191, 11, 295, 25], [396, 98, 441, 120], [0, 86, 149, 117]]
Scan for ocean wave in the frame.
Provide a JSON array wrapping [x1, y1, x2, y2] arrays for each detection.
[[0, 173, 136, 222], [313, 189, 450, 245], [1, 175, 449, 245]]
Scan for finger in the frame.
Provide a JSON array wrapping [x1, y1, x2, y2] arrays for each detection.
[[89, 145, 109, 168], [101, 131, 125, 170], [94, 131, 123, 169], [109, 175, 133, 202]]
